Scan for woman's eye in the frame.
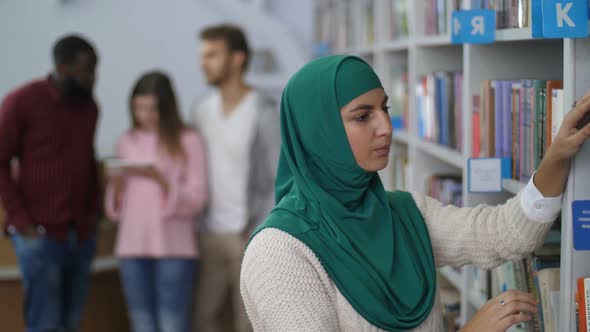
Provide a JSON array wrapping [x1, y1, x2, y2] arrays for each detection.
[[382, 106, 390, 113], [355, 113, 370, 122]]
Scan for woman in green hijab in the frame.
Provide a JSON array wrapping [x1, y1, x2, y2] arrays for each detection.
[[240, 55, 590, 331]]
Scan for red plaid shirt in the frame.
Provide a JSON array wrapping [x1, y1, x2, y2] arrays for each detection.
[[0, 77, 100, 240]]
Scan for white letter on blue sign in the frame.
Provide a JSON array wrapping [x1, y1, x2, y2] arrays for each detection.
[[471, 16, 484, 35], [556, 3, 575, 28]]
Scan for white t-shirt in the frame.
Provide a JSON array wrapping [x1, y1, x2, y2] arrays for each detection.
[[192, 91, 259, 233]]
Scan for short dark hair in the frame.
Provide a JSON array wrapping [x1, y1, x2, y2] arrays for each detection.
[[200, 24, 250, 72], [52, 35, 97, 65]]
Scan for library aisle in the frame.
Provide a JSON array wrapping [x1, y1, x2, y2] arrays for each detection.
[[314, 0, 590, 331]]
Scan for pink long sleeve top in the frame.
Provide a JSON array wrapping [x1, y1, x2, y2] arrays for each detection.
[[105, 129, 207, 258]]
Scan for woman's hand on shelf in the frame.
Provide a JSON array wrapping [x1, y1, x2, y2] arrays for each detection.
[[460, 290, 537, 332], [535, 90, 590, 197]]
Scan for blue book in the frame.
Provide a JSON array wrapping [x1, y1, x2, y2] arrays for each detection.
[[417, 93, 425, 139]]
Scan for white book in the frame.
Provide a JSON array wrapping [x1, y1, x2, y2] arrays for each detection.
[[539, 268, 560, 332], [551, 89, 564, 139], [105, 159, 154, 171]]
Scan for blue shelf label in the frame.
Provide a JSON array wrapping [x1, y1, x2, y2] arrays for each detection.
[[451, 10, 496, 44], [533, 0, 589, 38], [451, 11, 466, 44], [573, 200, 590, 250]]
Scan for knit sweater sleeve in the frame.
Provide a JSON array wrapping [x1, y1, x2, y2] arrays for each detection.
[[411, 191, 555, 270], [240, 228, 340, 331]]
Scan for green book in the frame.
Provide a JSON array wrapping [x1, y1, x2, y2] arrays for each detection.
[[533, 80, 546, 169]]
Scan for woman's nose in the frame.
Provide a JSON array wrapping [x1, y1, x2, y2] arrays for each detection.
[[376, 110, 393, 137]]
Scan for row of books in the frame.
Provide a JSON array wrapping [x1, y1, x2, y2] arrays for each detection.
[[470, 0, 530, 29], [425, 0, 449, 35], [416, 71, 464, 152], [314, 0, 532, 53], [491, 228, 561, 332], [426, 174, 463, 207], [389, 65, 409, 131], [313, 0, 375, 54], [472, 79, 564, 183]]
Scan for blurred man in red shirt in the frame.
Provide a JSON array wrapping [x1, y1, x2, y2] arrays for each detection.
[[0, 34, 101, 332]]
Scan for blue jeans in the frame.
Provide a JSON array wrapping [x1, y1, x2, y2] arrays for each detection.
[[119, 258, 197, 332], [11, 229, 97, 332]]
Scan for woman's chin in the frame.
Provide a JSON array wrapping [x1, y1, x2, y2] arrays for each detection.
[[361, 158, 389, 173]]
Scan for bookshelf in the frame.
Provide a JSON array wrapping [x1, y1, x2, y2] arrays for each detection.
[[414, 140, 464, 169], [377, 39, 410, 52], [315, 0, 590, 330], [559, 37, 590, 332]]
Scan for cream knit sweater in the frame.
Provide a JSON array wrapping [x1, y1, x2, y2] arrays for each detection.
[[240, 187, 559, 331]]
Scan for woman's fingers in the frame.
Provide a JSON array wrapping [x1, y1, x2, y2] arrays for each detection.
[[497, 312, 532, 332], [493, 290, 537, 307], [488, 290, 537, 331], [571, 121, 590, 148], [498, 301, 538, 320], [563, 92, 590, 130]]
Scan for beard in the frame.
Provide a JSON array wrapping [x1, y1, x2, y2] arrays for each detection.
[[205, 65, 231, 87], [62, 75, 93, 101]]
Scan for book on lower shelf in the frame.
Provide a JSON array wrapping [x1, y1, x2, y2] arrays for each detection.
[[472, 79, 564, 184], [489, 226, 561, 332], [416, 71, 463, 152]]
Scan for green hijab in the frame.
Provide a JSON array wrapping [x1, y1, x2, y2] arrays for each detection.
[[252, 55, 436, 331]]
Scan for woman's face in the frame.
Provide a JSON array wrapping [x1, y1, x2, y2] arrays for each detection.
[[133, 94, 159, 131], [340, 88, 392, 172]]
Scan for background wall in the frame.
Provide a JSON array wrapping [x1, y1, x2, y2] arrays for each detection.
[[0, 0, 313, 157]]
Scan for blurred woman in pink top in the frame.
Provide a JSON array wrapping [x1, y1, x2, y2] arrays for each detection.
[[105, 71, 207, 332]]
